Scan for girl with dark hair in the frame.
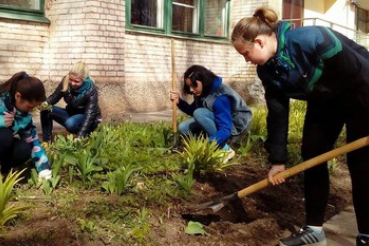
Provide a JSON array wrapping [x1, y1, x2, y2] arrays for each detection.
[[170, 65, 252, 162], [232, 6, 369, 246], [0, 72, 52, 180]]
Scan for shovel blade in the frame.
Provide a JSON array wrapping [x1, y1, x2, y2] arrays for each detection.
[[193, 192, 238, 213], [195, 200, 226, 213]]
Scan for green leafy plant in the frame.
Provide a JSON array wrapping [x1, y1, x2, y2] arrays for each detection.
[[173, 172, 195, 196], [66, 149, 103, 185], [249, 106, 268, 137], [102, 166, 142, 195], [238, 134, 266, 157], [184, 221, 209, 236], [0, 169, 29, 227], [42, 175, 61, 196], [28, 169, 40, 188], [127, 208, 151, 244], [178, 134, 239, 174]]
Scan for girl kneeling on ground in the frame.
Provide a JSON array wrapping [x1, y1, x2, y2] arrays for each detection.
[[169, 65, 252, 162], [0, 72, 52, 180]]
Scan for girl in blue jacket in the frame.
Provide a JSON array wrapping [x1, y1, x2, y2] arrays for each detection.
[[232, 6, 369, 246], [0, 72, 52, 180], [170, 65, 252, 162]]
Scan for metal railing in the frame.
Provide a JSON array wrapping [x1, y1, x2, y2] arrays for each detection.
[[284, 17, 369, 48]]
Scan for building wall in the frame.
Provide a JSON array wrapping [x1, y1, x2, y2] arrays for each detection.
[[0, 19, 49, 79], [0, 0, 277, 119]]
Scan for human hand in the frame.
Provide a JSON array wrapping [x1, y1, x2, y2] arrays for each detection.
[[169, 91, 180, 104], [74, 137, 82, 142], [3, 112, 15, 127], [267, 164, 286, 185], [39, 101, 52, 111], [38, 169, 52, 181]]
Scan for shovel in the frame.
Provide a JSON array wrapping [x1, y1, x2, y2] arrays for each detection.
[[171, 39, 179, 146], [195, 135, 369, 213]]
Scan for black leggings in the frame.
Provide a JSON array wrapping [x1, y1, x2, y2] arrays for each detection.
[[302, 95, 369, 234], [0, 128, 32, 173]]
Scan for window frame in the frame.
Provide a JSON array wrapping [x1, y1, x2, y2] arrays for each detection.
[[0, 0, 50, 23], [126, 0, 231, 41]]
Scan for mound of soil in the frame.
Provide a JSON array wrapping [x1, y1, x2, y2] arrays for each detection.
[[0, 157, 352, 246]]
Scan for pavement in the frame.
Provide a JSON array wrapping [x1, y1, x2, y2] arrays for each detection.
[[32, 110, 358, 246]]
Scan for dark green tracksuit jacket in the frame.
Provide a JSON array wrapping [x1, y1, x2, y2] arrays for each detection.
[[257, 21, 369, 232]]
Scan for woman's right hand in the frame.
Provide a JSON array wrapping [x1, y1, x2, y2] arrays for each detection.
[[169, 91, 180, 104], [3, 112, 15, 127], [267, 164, 286, 185]]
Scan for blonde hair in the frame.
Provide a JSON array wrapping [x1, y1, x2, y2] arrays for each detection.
[[231, 7, 279, 44], [61, 61, 91, 92]]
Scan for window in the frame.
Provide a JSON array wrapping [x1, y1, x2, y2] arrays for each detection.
[[357, 7, 369, 34], [127, 0, 230, 39], [0, 0, 49, 23], [204, 0, 228, 36], [131, 0, 164, 28]]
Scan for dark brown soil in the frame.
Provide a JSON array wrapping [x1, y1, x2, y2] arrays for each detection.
[[0, 156, 352, 246]]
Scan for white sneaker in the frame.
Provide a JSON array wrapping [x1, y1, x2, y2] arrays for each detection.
[[221, 149, 235, 163]]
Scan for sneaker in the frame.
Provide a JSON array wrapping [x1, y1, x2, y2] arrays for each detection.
[[221, 149, 235, 163], [279, 226, 327, 246], [357, 235, 369, 246]]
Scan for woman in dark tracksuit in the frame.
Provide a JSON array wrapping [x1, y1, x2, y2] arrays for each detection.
[[232, 7, 369, 246], [40, 61, 102, 144]]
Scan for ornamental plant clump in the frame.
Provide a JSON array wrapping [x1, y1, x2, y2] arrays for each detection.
[[178, 134, 239, 175], [0, 169, 29, 227]]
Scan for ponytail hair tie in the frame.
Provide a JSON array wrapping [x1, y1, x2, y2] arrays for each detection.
[[253, 13, 264, 20], [22, 72, 29, 78]]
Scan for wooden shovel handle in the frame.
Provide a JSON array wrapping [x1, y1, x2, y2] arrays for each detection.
[[237, 135, 369, 198], [171, 39, 177, 133]]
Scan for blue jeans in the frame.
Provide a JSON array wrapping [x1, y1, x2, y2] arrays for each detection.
[[178, 108, 232, 150], [41, 106, 95, 141]]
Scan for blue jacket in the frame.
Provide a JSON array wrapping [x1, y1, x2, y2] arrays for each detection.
[[0, 94, 50, 172], [257, 21, 369, 163], [178, 77, 252, 145]]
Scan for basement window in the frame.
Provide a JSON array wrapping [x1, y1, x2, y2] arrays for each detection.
[[0, 0, 50, 23], [126, 0, 230, 40]]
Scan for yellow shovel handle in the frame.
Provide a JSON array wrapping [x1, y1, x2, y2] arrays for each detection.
[[237, 135, 369, 198]]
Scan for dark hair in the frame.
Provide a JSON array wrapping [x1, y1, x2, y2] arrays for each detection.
[[231, 7, 279, 44], [182, 65, 219, 96], [0, 71, 46, 104]]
